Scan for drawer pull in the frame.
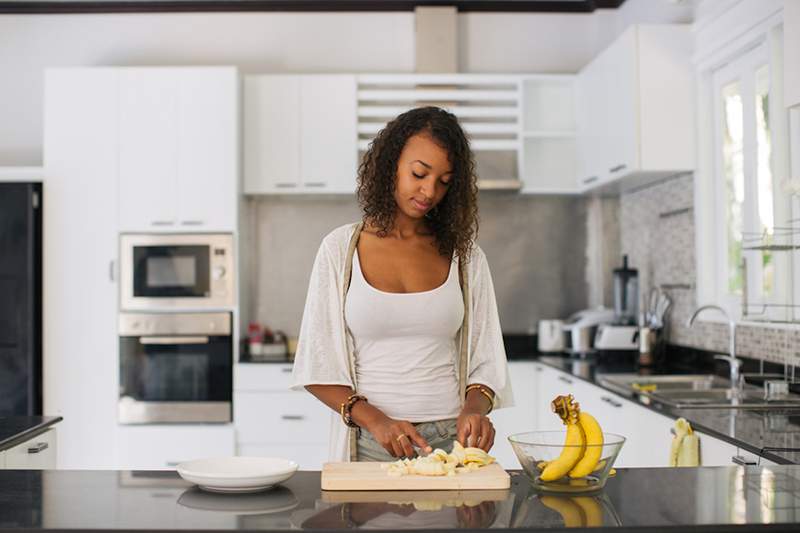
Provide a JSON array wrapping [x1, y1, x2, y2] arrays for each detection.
[[151, 220, 174, 226], [732, 455, 758, 466], [582, 176, 599, 185], [281, 415, 305, 421], [304, 182, 326, 188], [601, 396, 623, 408], [281, 367, 292, 373], [609, 164, 627, 173], [27, 442, 49, 454], [557, 376, 573, 385], [275, 183, 298, 188], [180, 220, 204, 226]]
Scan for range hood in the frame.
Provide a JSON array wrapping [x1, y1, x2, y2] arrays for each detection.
[[414, 7, 523, 192]]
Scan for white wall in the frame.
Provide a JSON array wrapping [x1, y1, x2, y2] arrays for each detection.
[[1, 0, 694, 166]]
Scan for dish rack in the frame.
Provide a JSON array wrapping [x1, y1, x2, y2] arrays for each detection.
[[740, 219, 800, 325]]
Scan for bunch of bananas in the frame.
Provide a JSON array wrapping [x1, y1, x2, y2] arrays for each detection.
[[539, 394, 604, 482], [540, 495, 605, 527], [385, 441, 495, 477]]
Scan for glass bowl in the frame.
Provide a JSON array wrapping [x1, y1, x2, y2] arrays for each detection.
[[508, 431, 625, 493]]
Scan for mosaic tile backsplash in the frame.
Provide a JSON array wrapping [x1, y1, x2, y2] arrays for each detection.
[[619, 173, 799, 366]]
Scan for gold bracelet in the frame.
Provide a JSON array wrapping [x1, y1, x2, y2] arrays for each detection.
[[465, 384, 495, 413]]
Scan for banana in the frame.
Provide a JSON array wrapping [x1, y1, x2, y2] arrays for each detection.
[[669, 418, 691, 467], [540, 395, 586, 482], [540, 495, 585, 528], [568, 411, 604, 478], [571, 496, 604, 527]]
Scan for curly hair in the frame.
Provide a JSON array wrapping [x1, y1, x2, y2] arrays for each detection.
[[356, 106, 479, 265]]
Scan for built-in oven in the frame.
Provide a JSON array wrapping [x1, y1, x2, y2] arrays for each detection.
[[119, 233, 234, 311], [118, 312, 232, 424]]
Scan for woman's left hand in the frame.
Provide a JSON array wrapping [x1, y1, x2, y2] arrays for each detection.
[[456, 409, 495, 452]]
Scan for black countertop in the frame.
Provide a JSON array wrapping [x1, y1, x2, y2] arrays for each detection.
[[0, 416, 62, 452], [532, 353, 800, 466], [2, 467, 800, 531]]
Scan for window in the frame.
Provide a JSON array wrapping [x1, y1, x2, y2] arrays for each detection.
[[710, 41, 792, 322]]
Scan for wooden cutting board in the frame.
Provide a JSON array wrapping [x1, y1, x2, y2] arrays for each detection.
[[320, 462, 511, 491]]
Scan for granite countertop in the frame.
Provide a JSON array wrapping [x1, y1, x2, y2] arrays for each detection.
[[2, 467, 800, 531], [533, 353, 800, 465], [0, 416, 62, 452]]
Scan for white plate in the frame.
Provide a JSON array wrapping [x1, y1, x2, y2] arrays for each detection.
[[176, 456, 298, 494]]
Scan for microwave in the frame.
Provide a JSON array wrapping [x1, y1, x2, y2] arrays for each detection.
[[120, 234, 235, 311]]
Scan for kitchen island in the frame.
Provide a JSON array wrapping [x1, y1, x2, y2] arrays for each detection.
[[1, 466, 799, 531]]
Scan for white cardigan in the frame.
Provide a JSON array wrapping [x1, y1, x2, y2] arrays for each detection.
[[291, 222, 514, 461]]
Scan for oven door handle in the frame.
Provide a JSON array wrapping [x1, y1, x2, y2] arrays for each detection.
[[139, 336, 210, 345]]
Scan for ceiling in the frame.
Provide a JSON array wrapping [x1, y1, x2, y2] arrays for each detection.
[[0, 0, 626, 14]]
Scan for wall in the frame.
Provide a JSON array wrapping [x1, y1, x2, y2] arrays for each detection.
[[619, 173, 800, 365], [244, 193, 588, 337]]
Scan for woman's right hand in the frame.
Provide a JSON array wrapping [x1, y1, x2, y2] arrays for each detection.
[[364, 413, 432, 458]]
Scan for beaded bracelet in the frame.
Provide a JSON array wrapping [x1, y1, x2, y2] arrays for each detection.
[[465, 384, 495, 413], [340, 394, 368, 428]]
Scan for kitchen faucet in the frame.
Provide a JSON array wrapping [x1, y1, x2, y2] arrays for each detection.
[[686, 304, 743, 393]]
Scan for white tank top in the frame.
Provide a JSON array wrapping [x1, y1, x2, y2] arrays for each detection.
[[345, 248, 464, 422]]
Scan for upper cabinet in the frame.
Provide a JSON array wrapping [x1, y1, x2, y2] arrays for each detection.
[[244, 75, 358, 194], [118, 67, 238, 232], [575, 25, 694, 191]]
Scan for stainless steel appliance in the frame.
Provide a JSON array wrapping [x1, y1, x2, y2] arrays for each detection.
[[612, 255, 639, 325], [118, 312, 232, 424], [119, 234, 234, 311], [562, 307, 615, 355]]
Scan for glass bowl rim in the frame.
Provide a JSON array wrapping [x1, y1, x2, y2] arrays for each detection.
[[507, 430, 626, 447]]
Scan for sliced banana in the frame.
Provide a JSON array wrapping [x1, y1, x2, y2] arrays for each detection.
[[384, 441, 495, 477]]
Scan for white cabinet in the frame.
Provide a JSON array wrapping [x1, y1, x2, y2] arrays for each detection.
[[490, 361, 538, 468], [2, 427, 58, 470], [234, 363, 329, 469], [118, 67, 238, 232], [575, 25, 694, 190], [244, 75, 357, 194], [44, 68, 120, 470], [534, 364, 775, 468], [116, 425, 235, 470]]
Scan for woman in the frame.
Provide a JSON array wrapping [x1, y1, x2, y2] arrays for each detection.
[[291, 106, 512, 462]]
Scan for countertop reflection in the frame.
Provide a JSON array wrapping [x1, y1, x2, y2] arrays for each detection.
[[2, 467, 800, 531]]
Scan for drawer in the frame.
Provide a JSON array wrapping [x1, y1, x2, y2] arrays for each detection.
[[234, 391, 329, 444], [235, 363, 295, 392], [116, 425, 235, 470], [4, 427, 57, 469], [238, 443, 329, 471]]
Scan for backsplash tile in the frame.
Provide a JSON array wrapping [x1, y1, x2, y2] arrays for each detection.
[[620, 173, 798, 366]]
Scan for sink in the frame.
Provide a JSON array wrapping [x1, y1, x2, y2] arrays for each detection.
[[597, 373, 800, 409], [598, 374, 732, 393], [648, 389, 800, 409]]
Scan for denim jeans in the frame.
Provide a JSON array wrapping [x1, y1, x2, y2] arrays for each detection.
[[356, 418, 458, 462]]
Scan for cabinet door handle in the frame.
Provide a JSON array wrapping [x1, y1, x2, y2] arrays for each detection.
[[304, 182, 326, 188], [151, 220, 175, 226], [601, 396, 623, 408], [281, 415, 305, 421], [609, 164, 627, 173], [732, 455, 758, 466], [275, 183, 298, 188], [27, 442, 49, 454], [109, 260, 115, 282], [180, 220, 204, 226], [281, 367, 292, 373], [582, 176, 599, 185], [557, 376, 573, 385]]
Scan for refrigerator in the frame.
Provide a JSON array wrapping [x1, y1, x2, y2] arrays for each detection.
[[0, 182, 42, 416]]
